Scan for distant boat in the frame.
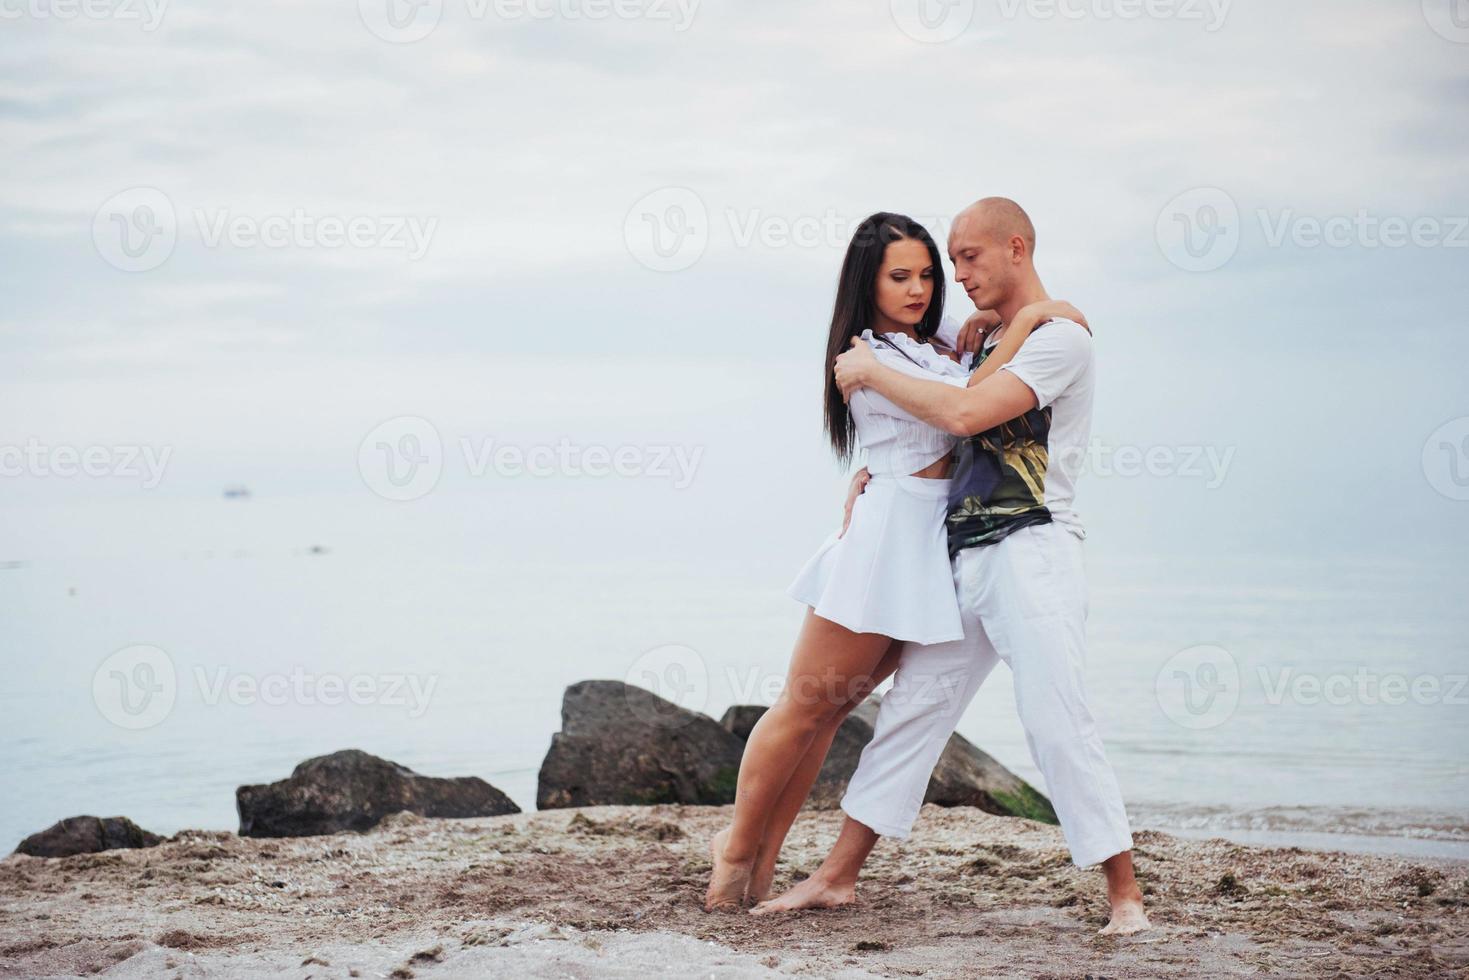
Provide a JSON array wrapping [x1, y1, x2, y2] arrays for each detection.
[[223, 485, 252, 499]]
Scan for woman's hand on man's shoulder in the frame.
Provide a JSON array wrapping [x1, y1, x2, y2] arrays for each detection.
[[955, 309, 1003, 353]]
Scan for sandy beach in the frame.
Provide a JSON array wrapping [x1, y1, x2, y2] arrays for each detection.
[[3, 804, 1465, 979]]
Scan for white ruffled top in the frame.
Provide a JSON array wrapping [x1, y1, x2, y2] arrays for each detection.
[[850, 329, 972, 477]]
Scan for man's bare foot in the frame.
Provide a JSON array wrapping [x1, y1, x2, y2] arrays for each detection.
[[704, 827, 753, 912], [1099, 887, 1151, 935], [750, 873, 855, 915]]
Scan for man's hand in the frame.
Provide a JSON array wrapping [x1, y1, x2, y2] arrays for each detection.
[[955, 309, 1003, 354], [833, 337, 879, 400], [839, 467, 871, 538]]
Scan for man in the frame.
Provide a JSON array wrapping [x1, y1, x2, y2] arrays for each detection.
[[752, 198, 1150, 936]]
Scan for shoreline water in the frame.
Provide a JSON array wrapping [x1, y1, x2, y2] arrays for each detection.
[[1122, 801, 1469, 862]]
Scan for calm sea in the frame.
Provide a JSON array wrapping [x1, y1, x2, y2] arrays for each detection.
[[3, 481, 1466, 861]]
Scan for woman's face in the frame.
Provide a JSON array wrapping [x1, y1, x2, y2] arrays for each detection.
[[872, 237, 935, 332]]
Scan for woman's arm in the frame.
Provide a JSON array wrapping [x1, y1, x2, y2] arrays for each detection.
[[853, 338, 971, 423], [964, 300, 1089, 388], [833, 302, 1092, 436], [834, 341, 1037, 437]]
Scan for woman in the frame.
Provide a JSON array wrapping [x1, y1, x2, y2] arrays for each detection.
[[705, 212, 1085, 910]]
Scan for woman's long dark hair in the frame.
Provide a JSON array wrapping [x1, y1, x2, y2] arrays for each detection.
[[824, 212, 946, 462]]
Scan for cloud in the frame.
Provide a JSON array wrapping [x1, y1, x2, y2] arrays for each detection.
[[0, 0, 1465, 558]]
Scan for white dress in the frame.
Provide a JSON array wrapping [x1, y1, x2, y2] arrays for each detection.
[[787, 329, 974, 644]]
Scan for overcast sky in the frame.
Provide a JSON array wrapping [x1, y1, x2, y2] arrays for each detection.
[[2, 0, 1467, 565]]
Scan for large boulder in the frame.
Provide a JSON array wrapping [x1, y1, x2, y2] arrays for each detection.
[[927, 728, 1059, 823], [236, 749, 520, 838], [15, 816, 164, 858], [537, 681, 745, 809], [720, 698, 1058, 823]]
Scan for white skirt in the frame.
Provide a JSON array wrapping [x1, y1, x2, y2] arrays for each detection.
[[786, 474, 965, 645]]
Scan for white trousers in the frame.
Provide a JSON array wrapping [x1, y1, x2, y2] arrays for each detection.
[[840, 522, 1134, 868]]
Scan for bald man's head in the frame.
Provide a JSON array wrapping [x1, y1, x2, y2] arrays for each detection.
[[955, 197, 1036, 255], [947, 197, 1040, 314]]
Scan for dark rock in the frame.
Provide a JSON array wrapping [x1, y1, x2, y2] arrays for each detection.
[[537, 681, 745, 809], [236, 749, 520, 838], [15, 816, 164, 858], [718, 704, 767, 742], [720, 698, 1058, 823]]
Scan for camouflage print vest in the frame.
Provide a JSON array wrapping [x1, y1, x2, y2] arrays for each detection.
[[944, 341, 1054, 556]]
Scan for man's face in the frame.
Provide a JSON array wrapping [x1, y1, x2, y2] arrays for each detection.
[[947, 217, 1013, 311]]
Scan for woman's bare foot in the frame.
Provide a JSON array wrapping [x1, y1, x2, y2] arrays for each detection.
[[705, 827, 753, 912], [749, 872, 855, 915], [746, 849, 778, 905], [1099, 887, 1151, 935]]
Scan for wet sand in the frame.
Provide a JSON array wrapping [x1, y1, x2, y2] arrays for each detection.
[[2, 804, 1466, 978]]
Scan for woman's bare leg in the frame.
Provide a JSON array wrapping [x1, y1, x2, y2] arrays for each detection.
[[705, 611, 892, 911], [745, 640, 904, 903]]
